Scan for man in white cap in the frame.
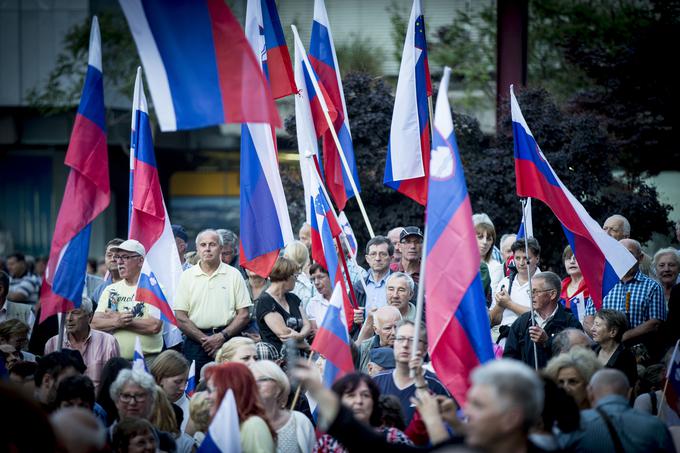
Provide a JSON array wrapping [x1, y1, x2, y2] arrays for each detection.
[[92, 239, 162, 362]]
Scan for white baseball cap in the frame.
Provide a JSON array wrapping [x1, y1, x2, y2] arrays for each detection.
[[112, 239, 146, 257]]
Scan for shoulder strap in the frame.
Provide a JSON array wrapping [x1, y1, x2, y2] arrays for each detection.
[[595, 407, 625, 453], [649, 391, 658, 415]]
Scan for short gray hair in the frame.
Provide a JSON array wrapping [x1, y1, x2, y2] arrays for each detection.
[[472, 213, 494, 229], [195, 229, 223, 247], [532, 271, 561, 295], [471, 359, 543, 431], [78, 298, 94, 314], [608, 214, 631, 237], [109, 369, 157, 402], [216, 229, 238, 249], [386, 272, 415, 292], [653, 247, 680, 268], [545, 347, 602, 387], [551, 328, 593, 355]]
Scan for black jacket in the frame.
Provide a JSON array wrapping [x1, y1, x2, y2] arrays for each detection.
[[503, 303, 583, 368]]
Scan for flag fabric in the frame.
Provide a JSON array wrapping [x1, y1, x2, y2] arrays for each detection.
[[311, 285, 354, 387], [198, 389, 241, 453], [308, 164, 354, 328], [132, 336, 147, 372], [516, 197, 534, 239], [425, 68, 495, 406], [384, 0, 432, 206], [40, 17, 110, 322], [665, 340, 680, 414], [252, 0, 296, 99], [292, 26, 339, 223], [310, 0, 360, 211], [119, 0, 280, 131], [337, 211, 358, 257], [129, 68, 182, 325], [238, 0, 295, 278], [511, 87, 636, 307], [185, 360, 196, 397]]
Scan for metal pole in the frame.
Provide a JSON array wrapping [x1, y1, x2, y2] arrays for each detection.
[[56, 312, 65, 352], [410, 229, 428, 378], [521, 198, 539, 370]]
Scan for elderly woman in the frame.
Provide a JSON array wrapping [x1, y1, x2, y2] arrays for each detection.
[[250, 360, 315, 452], [473, 214, 503, 297], [215, 336, 258, 366], [560, 245, 590, 324], [654, 248, 680, 301], [316, 373, 413, 452], [149, 350, 190, 431], [109, 369, 176, 452], [205, 362, 276, 452], [256, 257, 311, 353], [590, 309, 638, 387], [545, 347, 602, 410]]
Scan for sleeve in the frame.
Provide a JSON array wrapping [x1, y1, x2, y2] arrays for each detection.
[[305, 299, 316, 321], [255, 294, 277, 322], [231, 271, 253, 310], [649, 284, 667, 320], [240, 416, 275, 453], [173, 273, 191, 312]]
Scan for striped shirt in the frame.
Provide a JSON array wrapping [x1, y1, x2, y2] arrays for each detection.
[[585, 271, 666, 328], [8, 272, 41, 305]]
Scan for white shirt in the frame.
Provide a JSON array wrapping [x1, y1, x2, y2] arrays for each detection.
[[492, 273, 537, 327], [306, 294, 330, 325]]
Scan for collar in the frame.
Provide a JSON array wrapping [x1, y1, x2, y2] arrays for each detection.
[[65, 328, 93, 347], [560, 276, 589, 299], [535, 303, 559, 324], [196, 261, 228, 276], [370, 335, 382, 348], [367, 269, 391, 285], [596, 394, 629, 408], [624, 270, 645, 283]]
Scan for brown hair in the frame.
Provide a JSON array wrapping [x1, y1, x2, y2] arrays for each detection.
[[149, 350, 189, 383], [0, 319, 30, 343], [149, 386, 178, 434], [268, 257, 297, 282], [562, 245, 574, 262], [111, 417, 156, 452], [475, 223, 497, 262]]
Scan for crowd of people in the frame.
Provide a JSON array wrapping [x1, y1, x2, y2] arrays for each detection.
[[1, 215, 679, 452]]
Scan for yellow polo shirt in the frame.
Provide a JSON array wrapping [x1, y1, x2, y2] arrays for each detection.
[[174, 261, 252, 329], [95, 279, 163, 359]]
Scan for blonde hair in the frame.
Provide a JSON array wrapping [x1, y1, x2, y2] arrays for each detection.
[[189, 391, 212, 432], [215, 336, 256, 363], [283, 241, 309, 270], [545, 347, 602, 385], [250, 360, 290, 406], [150, 385, 179, 434], [150, 350, 189, 383]]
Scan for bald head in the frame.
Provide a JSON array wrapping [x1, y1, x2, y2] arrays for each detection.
[[51, 407, 107, 453], [620, 239, 642, 262], [603, 215, 630, 240], [374, 305, 402, 328], [588, 369, 630, 404]]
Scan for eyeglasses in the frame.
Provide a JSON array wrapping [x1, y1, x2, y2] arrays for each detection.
[[116, 255, 140, 262], [531, 289, 554, 295], [367, 252, 390, 258], [119, 392, 148, 403]]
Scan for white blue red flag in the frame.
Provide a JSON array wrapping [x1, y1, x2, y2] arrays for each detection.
[[665, 340, 680, 414], [238, 0, 295, 278], [511, 86, 636, 307], [132, 336, 147, 372], [308, 163, 354, 329], [119, 0, 280, 131], [185, 360, 196, 397], [337, 211, 358, 257], [516, 197, 534, 239], [129, 68, 182, 325], [292, 25, 339, 224], [384, 0, 432, 206], [311, 285, 354, 387], [199, 389, 241, 453], [253, 0, 296, 99], [425, 68, 494, 406], [309, 0, 360, 211], [40, 17, 110, 322]]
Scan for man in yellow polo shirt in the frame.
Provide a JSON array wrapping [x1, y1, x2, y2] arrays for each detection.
[[174, 229, 251, 376], [92, 239, 163, 363]]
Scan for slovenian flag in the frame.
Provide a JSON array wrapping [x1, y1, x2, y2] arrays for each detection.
[[40, 17, 110, 322], [511, 86, 636, 307], [129, 68, 182, 325], [198, 389, 241, 453], [119, 0, 280, 131], [238, 0, 295, 278], [133, 336, 147, 372], [384, 0, 432, 206], [256, 0, 296, 99], [185, 360, 196, 397], [309, 0, 360, 211], [425, 68, 494, 406]]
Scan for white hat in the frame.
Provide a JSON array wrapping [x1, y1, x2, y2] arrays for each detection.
[[112, 239, 146, 257]]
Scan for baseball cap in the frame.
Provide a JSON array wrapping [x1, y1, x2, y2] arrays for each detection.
[[400, 226, 424, 242], [111, 239, 146, 257], [171, 224, 188, 242], [369, 347, 396, 370]]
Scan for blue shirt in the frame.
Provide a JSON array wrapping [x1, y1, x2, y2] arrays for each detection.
[[364, 270, 391, 311], [585, 271, 666, 327], [372, 369, 451, 425]]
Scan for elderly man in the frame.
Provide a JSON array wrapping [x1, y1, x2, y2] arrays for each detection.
[[504, 271, 582, 368], [385, 272, 417, 322], [45, 298, 119, 392], [298, 223, 312, 252], [174, 229, 251, 377], [172, 224, 192, 271], [465, 359, 545, 452], [0, 270, 34, 327], [91, 238, 125, 310], [551, 328, 593, 356], [357, 305, 402, 371], [390, 227, 422, 284], [603, 214, 631, 240], [354, 236, 393, 311], [372, 320, 450, 424], [216, 228, 239, 267], [386, 227, 404, 266], [93, 240, 163, 362], [5, 253, 41, 306], [560, 369, 675, 451]]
